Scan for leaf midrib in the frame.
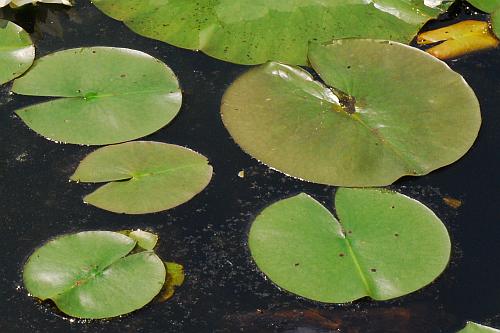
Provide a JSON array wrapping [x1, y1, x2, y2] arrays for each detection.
[[49, 249, 139, 300], [81, 163, 206, 184], [312, 83, 424, 175], [15, 88, 180, 100], [341, 232, 375, 297]]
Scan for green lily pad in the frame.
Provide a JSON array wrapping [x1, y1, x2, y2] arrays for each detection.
[[13, 47, 182, 145], [222, 39, 481, 186], [248, 188, 451, 303], [129, 230, 159, 250], [459, 322, 500, 333], [71, 141, 213, 214], [0, 20, 34, 85], [92, 0, 450, 65], [467, 0, 500, 13], [23, 231, 166, 319], [492, 10, 500, 38]]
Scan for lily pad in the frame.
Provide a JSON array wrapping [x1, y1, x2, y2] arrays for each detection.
[[71, 141, 213, 214], [459, 322, 500, 333], [159, 262, 185, 302], [221, 39, 481, 186], [128, 230, 159, 250], [92, 0, 451, 65], [23, 231, 166, 319], [492, 10, 500, 38], [13, 47, 182, 145], [467, 0, 500, 13], [417, 20, 499, 59], [248, 188, 451, 303], [0, 20, 34, 85]]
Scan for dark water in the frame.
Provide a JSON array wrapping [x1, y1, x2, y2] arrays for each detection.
[[0, 1, 499, 332]]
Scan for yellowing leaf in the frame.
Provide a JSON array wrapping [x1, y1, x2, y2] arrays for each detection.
[[158, 262, 185, 302], [417, 20, 499, 59]]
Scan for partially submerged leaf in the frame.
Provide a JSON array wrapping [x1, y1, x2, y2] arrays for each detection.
[[13, 47, 182, 145], [158, 262, 185, 302], [458, 322, 500, 333], [417, 20, 499, 59], [0, 20, 34, 85], [248, 188, 451, 303], [222, 39, 481, 186], [71, 141, 213, 214], [23, 231, 166, 319], [92, 0, 451, 65]]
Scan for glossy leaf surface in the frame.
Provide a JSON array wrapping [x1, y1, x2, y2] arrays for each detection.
[[71, 141, 213, 214], [0, 20, 34, 85], [222, 39, 481, 186], [13, 47, 181, 145], [92, 0, 450, 65], [248, 189, 451, 303], [459, 322, 500, 333], [23, 231, 166, 318]]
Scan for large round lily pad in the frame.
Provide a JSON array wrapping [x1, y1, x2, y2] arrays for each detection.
[[13, 47, 182, 145], [222, 39, 481, 186], [23, 231, 166, 319], [248, 188, 451, 303], [71, 141, 213, 214], [0, 20, 34, 85], [92, 0, 450, 65]]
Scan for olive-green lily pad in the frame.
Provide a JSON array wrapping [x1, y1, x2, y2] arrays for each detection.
[[0, 20, 34, 85], [92, 0, 451, 65], [248, 188, 451, 303], [221, 39, 481, 186], [13, 47, 181, 145], [23, 231, 166, 319], [459, 322, 500, 333], [467, 0, 500, 13], [71, 141, 213, 214]]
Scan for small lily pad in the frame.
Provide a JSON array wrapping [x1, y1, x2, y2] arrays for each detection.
[[92, 0, 450, 65], [248, 188, 451, 303], [23, 231, 166, 319], [13, 47, 182, 145], [459, 322, 500, 333], [222, 39, 481, 186], [0, 20, 34, 85], [128, 230, 158, 250], [71, 141, 213, 214]]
